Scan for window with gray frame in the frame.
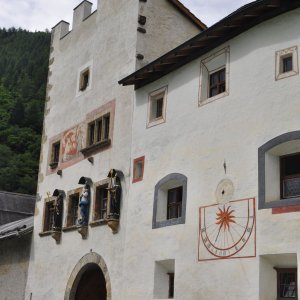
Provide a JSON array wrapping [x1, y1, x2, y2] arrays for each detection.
[[152, 173, 187, 229]]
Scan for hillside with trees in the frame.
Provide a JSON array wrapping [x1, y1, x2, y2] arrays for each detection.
[[0, 28, 51, 194]]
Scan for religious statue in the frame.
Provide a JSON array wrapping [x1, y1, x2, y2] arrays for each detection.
[[78, 184, 90, 226]]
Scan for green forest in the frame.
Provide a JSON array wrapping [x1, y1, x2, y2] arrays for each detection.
[[0, 28, 51, 194]]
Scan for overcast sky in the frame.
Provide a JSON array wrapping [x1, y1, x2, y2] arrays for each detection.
[[0, 0, 253, 32]]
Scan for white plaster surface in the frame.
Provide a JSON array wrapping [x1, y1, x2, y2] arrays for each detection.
[[25, 1, 201, 300], [127, 8, 300, 300]]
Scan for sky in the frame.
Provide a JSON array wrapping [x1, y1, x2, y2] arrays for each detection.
[[0, 0, 253, 32]]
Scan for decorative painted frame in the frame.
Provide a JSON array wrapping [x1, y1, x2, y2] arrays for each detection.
[[132, 156, 145, 183]]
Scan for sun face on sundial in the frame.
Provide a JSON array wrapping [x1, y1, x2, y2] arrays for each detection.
[[198, 198, 256, 261]]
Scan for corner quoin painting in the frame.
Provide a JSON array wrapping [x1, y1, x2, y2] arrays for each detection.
[[198, 198, 256, 261]]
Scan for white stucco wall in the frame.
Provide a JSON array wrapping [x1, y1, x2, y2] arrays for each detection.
[[25, 1, 202, 299], [127, 8, 300, 300]]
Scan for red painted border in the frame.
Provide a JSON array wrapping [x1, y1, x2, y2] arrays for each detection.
[[132, 156, 145, 183], [272, 204, 300, 214]]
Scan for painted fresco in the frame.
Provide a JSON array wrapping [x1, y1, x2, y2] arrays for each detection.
[[61, 124, 85, 162]]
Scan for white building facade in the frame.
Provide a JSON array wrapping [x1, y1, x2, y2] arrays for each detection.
[[24, 0, 204, 300], [120, 1, 300, 299]]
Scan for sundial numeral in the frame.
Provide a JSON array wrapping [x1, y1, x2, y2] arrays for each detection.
[[201, 227, 206, 233], [249, 216, 254, 219], [242, 238, 246, 243], [235, 246, 239, 251], [203, 237, 208, 243], [207, 244, 211, 249], [246, 227, 251, 232]]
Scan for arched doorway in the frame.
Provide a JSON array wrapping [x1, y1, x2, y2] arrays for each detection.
[[75, 263, 106, 300], [65, 252, 112, 300]]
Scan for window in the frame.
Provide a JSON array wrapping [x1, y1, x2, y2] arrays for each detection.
[[76, 61, 93, 96], [282, 56, 293, 73], [66, 192, 80, 227], [258, 131, 300, 209], [79, 69, 89, 91], [94, 184, 108, 221], [275, 268, 297, 299], [281, 153, 300, 199], [209, 68, 225, 98], [43, 200, 55, 232], [153, 173, 187, 229], [168, 273, 174, 299], [87, 113, 110, 146], [199, 47, 229, 106], [275, 46, 298, 80], [132, 156, 145, 183], [147, 86, 167, 127], [49, 141, 60, 169], [154, 260, 175, 299], [167, 187, 182, 219]]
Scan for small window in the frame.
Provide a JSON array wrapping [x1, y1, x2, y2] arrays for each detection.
[[49, 141, 60, 168], [199, 47, 229, 106], [79, 69, 89, 91], [154, 259, 175, 299], [282, 56, 293, 73], [275, 46, 298, 80], [94, 184, 108, 221], [43, 201, 55, 232], [147, 86, 167, 127], [168, 273, 174, 299], [275, 268, 297, 299], [87, 114, 110, 146], [209, 68, 225, 98], [132, 156, 145, 183], [66, 193, 80, 227], [167, 187, 182, 219], [281, 153, 300, 199]]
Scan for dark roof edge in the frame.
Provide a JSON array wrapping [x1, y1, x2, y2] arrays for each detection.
[[119, 0, 300, 88], [0, 191, 36, 199], [167, 0, 207, 30]]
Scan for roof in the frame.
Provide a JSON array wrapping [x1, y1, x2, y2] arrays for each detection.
[[0, 216, 34, 241], [0, 191, 35, 226], [167, 0, 207, 30], [119, 0, 300, 89]]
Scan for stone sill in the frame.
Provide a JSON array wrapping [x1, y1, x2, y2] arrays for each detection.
[[62, 225, 78, 232], [39, 231, 52, 237], [80, 139, 111, 156], [90, 219, 107, 227]]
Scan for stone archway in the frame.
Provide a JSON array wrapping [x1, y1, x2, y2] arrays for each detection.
[[64, 252, 112, 300]]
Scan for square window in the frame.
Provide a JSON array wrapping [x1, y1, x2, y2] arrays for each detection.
[[281, 153, 300, 199], [275, 268, 297, 299], [79, 69, 89, 91], [209, 68, 226, 98], [94, 184, 108, 221], [167, 187, 182, 219], [147, 86, 167, 127], [275, 46, 298, 80], [199, 47, 229, 106], [132, 156, 145, 183], [87, 113, 110, 147], [66, 192, 80, 227]]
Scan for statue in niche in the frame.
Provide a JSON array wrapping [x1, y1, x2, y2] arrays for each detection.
[[107, 169, 122, 220], [78, 184, 90, 226], [52, 192, 63, 231]]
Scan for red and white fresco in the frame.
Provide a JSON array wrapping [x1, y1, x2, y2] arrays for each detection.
[[61, 124, 85, 162], [198, 197, 256, 261]]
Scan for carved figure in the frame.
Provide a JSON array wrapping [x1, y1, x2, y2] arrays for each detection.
[[53, 192, 63, 231], [107, 169, 122, 219], [78, 185, 90, 226]]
